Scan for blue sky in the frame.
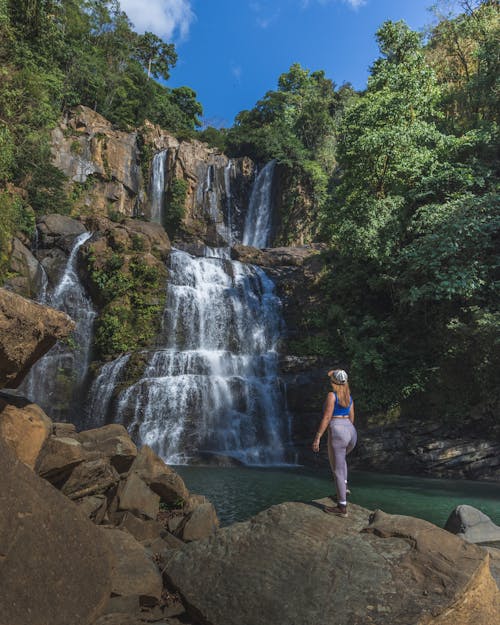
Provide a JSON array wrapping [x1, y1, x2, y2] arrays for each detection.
[[120, 0, 444, 127]]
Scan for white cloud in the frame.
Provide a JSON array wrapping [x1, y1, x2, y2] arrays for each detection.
[[249, 1, 281, 28], [231, 64, 242, 81], [301, 0, 367, 9], [120, 0, 195, 40], [344, 0, 367, 8]]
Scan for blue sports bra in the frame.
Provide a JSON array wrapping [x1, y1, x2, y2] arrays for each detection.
[[332, 392, 352, 417]]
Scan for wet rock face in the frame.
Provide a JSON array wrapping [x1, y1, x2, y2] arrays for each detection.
[[35, 214, 88, 288], [163, 502, 500, 625], [0, 288, 75, 388], [160, 138, 254, 247]]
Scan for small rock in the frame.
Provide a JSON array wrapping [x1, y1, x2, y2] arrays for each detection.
[[118, 471, 160, 520], [167, 515, 184, 534], [53, 422, 79, 439], [75, 494, 108, 523], [37, 214, 86, 243], [445, 504, 500, 545], [3, 237, 46, 298]]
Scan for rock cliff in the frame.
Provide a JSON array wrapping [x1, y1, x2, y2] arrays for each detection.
[[52, 106, 256, 247]]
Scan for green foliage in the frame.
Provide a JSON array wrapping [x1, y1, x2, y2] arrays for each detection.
[[0, 190, 35, 281], [197, 126, 228, 151], [134, 31, 177, 81], [312, 13, 500, 421], [165, 178, 188, 234], [0, 0, 203, 228], [88, 248, 167, 361]]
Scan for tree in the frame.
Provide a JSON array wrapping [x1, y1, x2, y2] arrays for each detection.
[[170, 86, 203, 129], [135, 31, 177, 81]]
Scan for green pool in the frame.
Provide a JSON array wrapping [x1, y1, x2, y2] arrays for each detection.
[[175, 465, 500, 529]]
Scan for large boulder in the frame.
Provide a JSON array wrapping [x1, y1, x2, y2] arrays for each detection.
[[36, 435, 87, 486], [162, 501, 499, 625], [78, 424, 138, 473], [0, 395, 52, 468], [129, 445, 189, 505], [117, 471, 160, 520], [101, 527, 163, 606], [3, 237, 47, 298], [61, 457, 120, 500], [0, 288, 75, 388], [0, 438, 112, 625], [178, 502, 219, 543], [445, 504, 500, 545], [37, 214, 87, 249]]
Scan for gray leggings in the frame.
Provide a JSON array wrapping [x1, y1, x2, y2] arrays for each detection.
[[327, 420, 357, 504]]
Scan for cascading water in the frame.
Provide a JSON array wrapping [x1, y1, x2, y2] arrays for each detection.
[[86, 353, 130, 427], [149, 150, 168, 223], [20, 232, 96, 420], [224, 160, 233, 245], [112, 159, 291, 465], [117, 250, 288, 464], [242, 159, 276, 248]]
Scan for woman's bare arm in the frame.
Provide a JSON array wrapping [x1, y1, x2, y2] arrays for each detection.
[[349, 401, 355, 424], [312, 392, 335, 452]]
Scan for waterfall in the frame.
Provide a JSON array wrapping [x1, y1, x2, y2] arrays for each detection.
[[242, 160, 276, 248], [86, 153, 291, 465], [20, 232, 96, 420], [205, 165, 219, 221], [149, 151, 167, 223], [224, 160, 233, 246], [116, 249, 289, 465], [86, 354, 130, 427]]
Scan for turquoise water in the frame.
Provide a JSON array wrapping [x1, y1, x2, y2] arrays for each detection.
[[175, 466, 500, 529]]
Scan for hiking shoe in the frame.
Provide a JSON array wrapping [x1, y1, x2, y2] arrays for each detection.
[[324, 504, 348, 517]]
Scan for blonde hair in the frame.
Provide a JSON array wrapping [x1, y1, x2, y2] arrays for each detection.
[[328, 371, 351, 408]]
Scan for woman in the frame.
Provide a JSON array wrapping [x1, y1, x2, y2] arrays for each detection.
[[312, 369, 357, 517]]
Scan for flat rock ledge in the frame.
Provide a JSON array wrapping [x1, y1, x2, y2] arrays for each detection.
[[163, 500, 500, 625]]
